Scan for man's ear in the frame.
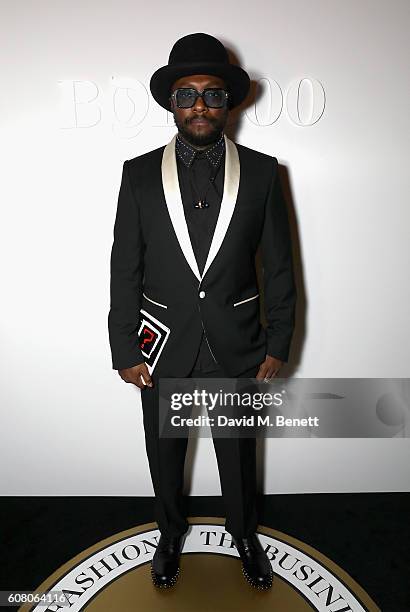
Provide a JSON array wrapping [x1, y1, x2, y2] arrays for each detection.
[[225, 85, 232, 110]]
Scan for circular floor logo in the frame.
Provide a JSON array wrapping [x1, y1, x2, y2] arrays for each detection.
[[19, 518, 380, 612]]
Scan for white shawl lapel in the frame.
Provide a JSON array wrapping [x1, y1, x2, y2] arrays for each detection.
[[161, 132, 240, 284]]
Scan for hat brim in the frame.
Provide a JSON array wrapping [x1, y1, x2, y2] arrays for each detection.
[[149, 61, 250, 110]]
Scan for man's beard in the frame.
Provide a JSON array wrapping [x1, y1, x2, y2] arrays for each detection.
[[173, 112, 227, 147]]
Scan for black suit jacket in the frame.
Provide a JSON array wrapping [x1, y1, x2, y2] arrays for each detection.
[[108, 133, 296, 378]]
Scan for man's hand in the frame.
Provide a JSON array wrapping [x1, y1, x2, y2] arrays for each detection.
[[118, 363, 153, 389], [256, 355, 283, 381]]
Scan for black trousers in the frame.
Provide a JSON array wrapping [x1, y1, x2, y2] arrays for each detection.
[[140, 363, 260, 539]]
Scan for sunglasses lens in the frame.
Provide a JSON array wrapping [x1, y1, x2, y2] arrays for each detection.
[[203, 89, 226, 108], [175, 89, 197, 108]]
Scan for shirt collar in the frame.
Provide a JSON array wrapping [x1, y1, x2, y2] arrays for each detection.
[[175, 132, 225, 168]]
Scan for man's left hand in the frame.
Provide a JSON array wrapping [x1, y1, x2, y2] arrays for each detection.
[[256, 355, 283, 381]]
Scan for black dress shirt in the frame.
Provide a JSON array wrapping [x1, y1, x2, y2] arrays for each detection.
[[175, 132, 225, 373]]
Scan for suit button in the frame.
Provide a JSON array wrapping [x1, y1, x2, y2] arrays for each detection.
[[199, 291, 206, 298]]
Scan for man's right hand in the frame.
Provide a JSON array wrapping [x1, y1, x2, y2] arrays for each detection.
[[118, 363, 153, 389]]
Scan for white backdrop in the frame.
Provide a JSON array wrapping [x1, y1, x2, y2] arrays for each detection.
[[1, 0, 409, 495]]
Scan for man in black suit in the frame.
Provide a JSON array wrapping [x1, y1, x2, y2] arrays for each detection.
[[108, 33, 296, 590]]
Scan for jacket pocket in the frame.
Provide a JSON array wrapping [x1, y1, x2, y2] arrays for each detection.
[[233, 292, 259, 307], [142, 292, 168, 309]]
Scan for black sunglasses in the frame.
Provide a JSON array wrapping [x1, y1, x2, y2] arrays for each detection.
[[170, 87, 229, 109]]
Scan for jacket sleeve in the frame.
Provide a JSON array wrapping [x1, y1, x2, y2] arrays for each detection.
[[260, 158, 297, 362], [108, 160, 146, 370]]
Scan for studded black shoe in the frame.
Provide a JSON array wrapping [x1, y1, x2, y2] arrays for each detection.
[[233, 533, 274, 590], [150, 533, 185, 588]]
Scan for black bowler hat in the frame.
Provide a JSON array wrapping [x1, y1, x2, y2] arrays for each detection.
[[149, 32, 250, 111]]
